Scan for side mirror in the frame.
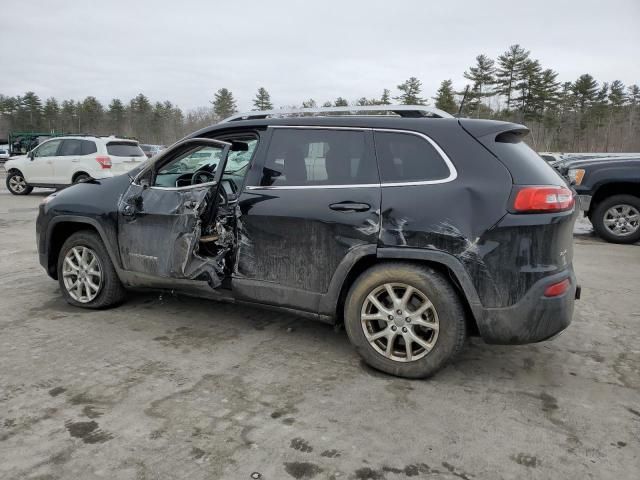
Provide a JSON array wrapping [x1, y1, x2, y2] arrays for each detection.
[[29, 151, 35, 160]]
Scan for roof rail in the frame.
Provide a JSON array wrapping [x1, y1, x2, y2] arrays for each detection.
[[220, 104, 454, 123]]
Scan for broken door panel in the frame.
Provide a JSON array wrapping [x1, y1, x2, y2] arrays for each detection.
[[118, 184, 225, 285]]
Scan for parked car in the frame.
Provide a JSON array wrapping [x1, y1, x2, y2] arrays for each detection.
[[35, 105, 579, 378], [538, 152, 564, 163], [140, 144, 165, 159], [4, 136, 147, 195], [0, 148, 9, 162], [557, 155, 640, 244]]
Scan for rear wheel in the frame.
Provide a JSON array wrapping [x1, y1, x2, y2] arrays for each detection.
[[73, 173, 91, 184], [57, 231, 126, 308], [592, 194, 640, 244], [344, 263, 466, 379], [6, 171, 33, 195]]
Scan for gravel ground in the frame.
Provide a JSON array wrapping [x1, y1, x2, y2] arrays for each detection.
[[0, 187, 638, 480]]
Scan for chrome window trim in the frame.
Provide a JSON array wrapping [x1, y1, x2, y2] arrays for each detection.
[[244, 126, 457, 191], [148, 180, 219, 192], [374, 128, 458, 187], [246, 184, 379, 190]]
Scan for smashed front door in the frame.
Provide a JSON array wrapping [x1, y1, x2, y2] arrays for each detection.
[[117, 138, 232, 288]]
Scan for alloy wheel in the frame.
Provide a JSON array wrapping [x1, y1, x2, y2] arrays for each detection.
[[603, 204, 640, 237], [62, 246, 103, 303], [9, 174, 27, 193], [361, 282, 439, 362]]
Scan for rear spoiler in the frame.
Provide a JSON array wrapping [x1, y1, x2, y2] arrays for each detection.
[[458, 119, 529, 139]]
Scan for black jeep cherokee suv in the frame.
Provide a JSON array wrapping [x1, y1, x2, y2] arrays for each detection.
[[36, 106, 578, 378]]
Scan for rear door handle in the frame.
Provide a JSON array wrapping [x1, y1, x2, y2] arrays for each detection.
[[329, 202, 371, 212]]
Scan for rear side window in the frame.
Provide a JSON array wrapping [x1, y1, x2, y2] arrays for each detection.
[[58, 139, 82, 156], [81, 140, 97, 155], [260, 129, 378, 186], [107, 142, 145, 157], [374, 131, 450, 183]]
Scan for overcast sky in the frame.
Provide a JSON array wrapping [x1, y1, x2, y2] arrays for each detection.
[[1, 0, 638, 112]]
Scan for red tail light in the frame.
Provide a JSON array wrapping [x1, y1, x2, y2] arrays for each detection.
[[96, 155, 112, 169], [544, 278, 570, 297], [513, 186, 574, 213]]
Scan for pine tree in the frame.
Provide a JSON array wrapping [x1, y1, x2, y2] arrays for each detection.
[[433, 80, 457, 114], [212, 88, 237, 119], [60, 100, 77, 132], [334, 97, 349, 107], [42, 98, 60, 132], [495, 44, 530, 110], [628, 84, 640, 106], [107, 99, 126, 135], [252, 87, 273, 111], [463, 55, 495, 116], [608, 80, 626, 108], [20, 92, 43, 130], [379, 89, 391, 105], [79, 96, 104, 134], [302, 99, 317, 108], [514, 59, 542, 116], [572, 74, 598, 113], [395, 77, 426, 105], [128, 93, 153, 138]]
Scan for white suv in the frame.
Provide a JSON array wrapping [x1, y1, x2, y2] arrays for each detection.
[[4, 136, 147, 195]]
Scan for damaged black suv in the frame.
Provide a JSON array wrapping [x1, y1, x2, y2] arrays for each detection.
[[36, 106, 578, 378]]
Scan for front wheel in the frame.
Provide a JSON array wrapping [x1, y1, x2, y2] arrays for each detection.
[[344, 262, 467, 379], [57, 231, 126, 308], [6, 171, 33, 195], [592, 194, 640, 244]]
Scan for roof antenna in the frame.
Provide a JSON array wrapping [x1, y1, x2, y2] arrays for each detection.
[[457, 85, 470, 118]]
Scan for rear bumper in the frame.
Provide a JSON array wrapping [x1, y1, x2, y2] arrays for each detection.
[[476, 269, 577, 344]]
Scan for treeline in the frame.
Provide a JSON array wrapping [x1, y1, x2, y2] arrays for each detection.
[[1, 44, 639, 151]]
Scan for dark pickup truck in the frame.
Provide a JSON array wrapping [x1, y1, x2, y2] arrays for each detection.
[[555, 156, 640, 243]]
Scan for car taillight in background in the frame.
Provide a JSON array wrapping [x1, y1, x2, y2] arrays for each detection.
[[96, 156, 112, 169], [513, 186, 574, 213]]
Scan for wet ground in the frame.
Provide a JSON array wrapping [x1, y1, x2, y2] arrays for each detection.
[[0, 187, 638, 480]]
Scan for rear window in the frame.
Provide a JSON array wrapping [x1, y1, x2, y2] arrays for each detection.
[[106, 142, 145, 157], [491, 132, 565, 185], [0, 149, 6, 154], [374, 131, 450, 183]]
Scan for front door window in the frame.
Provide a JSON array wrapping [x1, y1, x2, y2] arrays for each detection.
[[33, 140, 62, 158], [153, 145, 226, 188]]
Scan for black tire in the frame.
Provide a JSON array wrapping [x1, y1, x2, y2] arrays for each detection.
[[592, 194, 640, 244], [344, 262, 467, 379], [6, 170, 33, 195], [57, 231, 126, 309], [73, 173, 91, 184]]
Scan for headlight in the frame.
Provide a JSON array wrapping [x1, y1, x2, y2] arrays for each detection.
[[567, 168, 585, 185]]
